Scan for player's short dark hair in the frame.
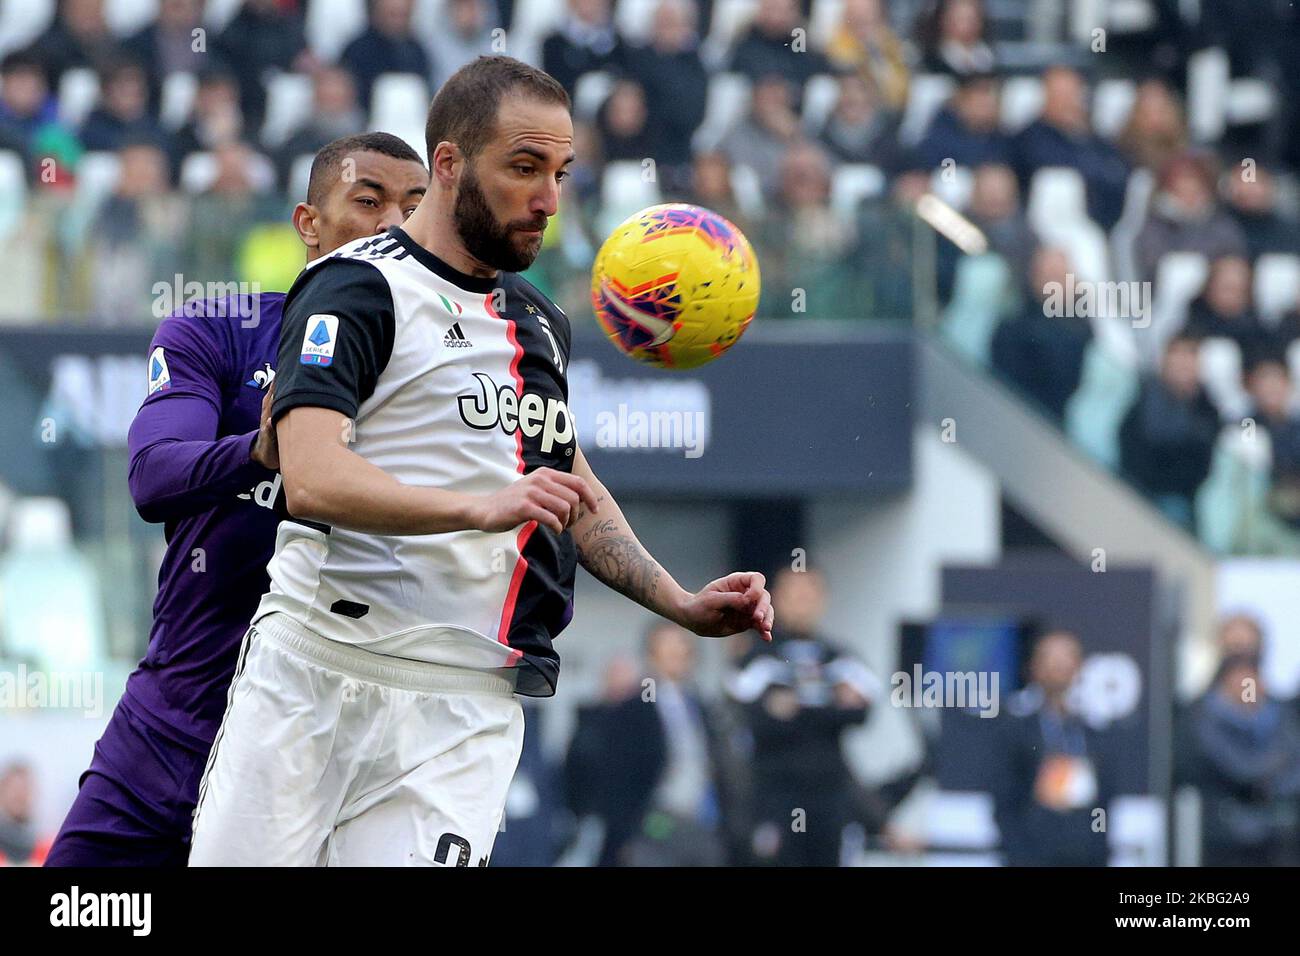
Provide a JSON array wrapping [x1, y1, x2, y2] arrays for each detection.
[[425, 55, 570, 164], [306, 132, 426, 205]]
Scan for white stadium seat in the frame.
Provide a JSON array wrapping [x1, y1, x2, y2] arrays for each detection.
[[0, 0, 54, 56], [930, 163, 974, 211], [203, 0, 244, 31], [305, 0, 367, 62], [830, 163, 885, 216], [899, 73, 954, 146], [808, 0, 844, 50], [801, 73, 840, 134], [1027, 167, 1088, 237], [105, 0, 160, 37], [1199, 336, 1250, 422], [573, 70, 615, 122], [58, 68, 101, 129], [289, 153, 315, 202], [702, 0, 758, 68], [160, 71, 199, 130], [691, 72, 751, 153], [1254, 253, 1300, 323], [1000, 74, 1044, 133], [1145, 251, 1209, 364], [75, 151, 123, 217], [0, 150, 27, 241], [1187, 46, 1229, 143], [615, 0, 662, 45], [730, 161, 766, 219], [599, 160, 662, 235], [369, 73, 431, 163], [1092, 78, 1136, 140], [511, 0, 568, 60], [260, 71, 315, 148]]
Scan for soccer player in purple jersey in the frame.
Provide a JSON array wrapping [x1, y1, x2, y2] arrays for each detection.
[[44, 133, 430, 866]]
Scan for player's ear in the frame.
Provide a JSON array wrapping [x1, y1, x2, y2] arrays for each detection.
[[432, 142, 461, 188], [293, 202, 321, 253]]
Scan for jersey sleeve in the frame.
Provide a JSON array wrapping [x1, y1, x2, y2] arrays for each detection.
[[127, 307, 272, 523], [271, 257, 396, 423]]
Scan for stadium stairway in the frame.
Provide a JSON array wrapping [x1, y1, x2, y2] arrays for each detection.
[[916, 334, 1218, 697]]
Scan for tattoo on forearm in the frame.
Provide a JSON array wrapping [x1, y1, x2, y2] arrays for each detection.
[[579, 531, 662, 607], [574, 493, 607, 524]]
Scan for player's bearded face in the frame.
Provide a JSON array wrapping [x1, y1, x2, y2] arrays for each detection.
[[453, 164, 545, 272]]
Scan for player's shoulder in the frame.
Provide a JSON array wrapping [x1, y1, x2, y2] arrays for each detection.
[[284, 240, 395, 316], [153, 291, 286, 347], [503, 272, 571, 334]]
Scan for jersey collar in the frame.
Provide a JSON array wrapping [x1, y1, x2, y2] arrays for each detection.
[[387, 226, 502, 295]]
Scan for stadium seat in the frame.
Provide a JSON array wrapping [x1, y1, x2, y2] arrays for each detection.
[[1287, 340, 1300, 394], [369, 73, 430, 162], [999, 74, 1044, 133], [75, 151, 124, 219], [1027, 167, 1087, 234], [288, 153, 315, 203], [1110, 168, 1155, 283], [573, 70, 615, 123], [1187, 46, 1229, 143], [691, 72, 752, 153], [105, 0, 159, 37], [1092, 78, 1136, 140], [511, 0, 569, 65], [259, 71, 315, 148], [801, 73, 840, 134], [929, 163, 974, 211], [0, 497, 105, 672], [1227, 78, 1276, 126], [1145, 251, 1208, 364], [1196, 424, 1272, 555], [808, 0, 844, 50], [159, 71, 199, 130], [729, 162, 766, 219], [180, 150, 276, 193], [0, 0, 53, 56], [1253, 254, 1300, 324], [203, 0, 244, 31], [305, 0, 367, 62], [0, 150, 26, 242], [702, 0, 759, 69], [57, 68, 101, 129], [615, 0, 661, 45], [940, 253, 1014, 367], [899, 73, 954, 146], [1065, 338, 1140, 470], [598, 160, 662, 236], [830, 163, 885, 217], [1198, 336, 1249, 421]]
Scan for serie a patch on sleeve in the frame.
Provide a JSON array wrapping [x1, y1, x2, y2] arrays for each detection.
[[148, 346, 171, 395], [300, 314, 340, 366]]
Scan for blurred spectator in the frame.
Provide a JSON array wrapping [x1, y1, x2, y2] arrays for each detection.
[[1217, 612, 1265, 659], [595, 78, 660, 162], [79, 60, 169, 153], [170, 69, 246, 178], [597, 623, 730, 866], [1116, 77, 1187, 174], [824, 0, 910, 112], [727, 567, 876, 866], [542, 0, 629, 97], [685, 150, 747, 231], [728, 0, 830, 94], [990, 246, 1092, 423], [913, 71, 1010, 172], [916, 0, 995, 77], [89, 140, 188, 323], [1242, 357, 1300, 529], [623, 0, 708, 191], [276, 67, 366, 188], [995, 630, 1115, 866], [1012, 65, 1130, 230], [723, 73, 802, 200], [967, 162, 1035, 277], [212, 0, 312, 132], [429, 0, 500, 91], [29, 0, 124, 88], [187, 141, 280, 281], [815, 72, 901, 170], [1182, 255, 1276, 365], [852, 168, 929, 319], [1222, 163, 1300, 262], [122, 0, 210, 114], [1119, 333, 1222, 529], [1188, 652, 1300, 865], [1135, 151, 1248, 282], [340, 0, 432, 111], [0, 52, 80, 184], [490, 701, 568, 867], [0, 762, 42, 864], [755, 141, 858, 319]]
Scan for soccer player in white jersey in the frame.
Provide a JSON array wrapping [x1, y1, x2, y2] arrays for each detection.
[[189, 55, 774, 867]]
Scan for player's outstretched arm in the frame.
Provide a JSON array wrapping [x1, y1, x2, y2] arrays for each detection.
[[569, 446, 774, 641]]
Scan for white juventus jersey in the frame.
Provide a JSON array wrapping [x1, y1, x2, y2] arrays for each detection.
[[256, 226, 577, 696]]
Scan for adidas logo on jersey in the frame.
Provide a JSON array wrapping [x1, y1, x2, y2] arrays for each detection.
[[443, 323, 473, 348]]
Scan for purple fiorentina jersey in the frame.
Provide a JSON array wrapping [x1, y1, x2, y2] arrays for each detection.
[[122, 293, 285, 751]]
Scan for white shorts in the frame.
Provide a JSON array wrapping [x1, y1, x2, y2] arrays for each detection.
[[189, 612, 524, 867]]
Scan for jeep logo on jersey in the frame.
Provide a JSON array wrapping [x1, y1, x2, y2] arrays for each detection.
[[458, 372, 574, 454]]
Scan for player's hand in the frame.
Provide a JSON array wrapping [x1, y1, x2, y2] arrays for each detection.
[[676, 571, 773, 642], [251, 383, 279, 471], [473, 467, 599, 535]]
